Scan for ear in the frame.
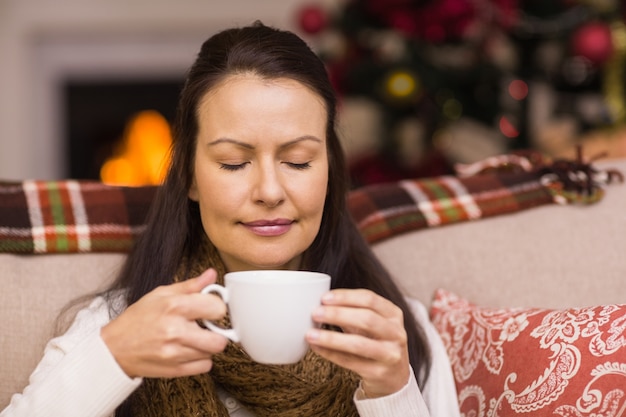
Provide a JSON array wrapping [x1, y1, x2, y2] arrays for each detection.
[[188, 179, 199, 201]]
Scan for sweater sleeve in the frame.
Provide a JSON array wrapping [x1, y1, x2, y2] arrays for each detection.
[[353, 367, 431, 416], [407, 297, 461, 417], [0, 296, 142, 417], [353, 297, 460, 417]]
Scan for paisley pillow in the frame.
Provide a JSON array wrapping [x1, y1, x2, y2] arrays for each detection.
[[430, 289, 626, 416]]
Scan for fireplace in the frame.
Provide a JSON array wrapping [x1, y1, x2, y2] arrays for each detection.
[[1, 2, 304, 181], [64, 78, 183, 180], [29, 33, 203, 180]]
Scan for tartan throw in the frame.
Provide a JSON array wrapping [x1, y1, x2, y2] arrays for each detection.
[[0, 152, 620, 253], [0, 172, 560, 254], [0, 180, 156, 253], [348, 170, 554, 244], [349, 148, 623, 244]]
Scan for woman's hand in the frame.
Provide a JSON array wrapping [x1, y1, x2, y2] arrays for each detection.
[[306, 289, 411, 398], [100, 268, 229, 379]]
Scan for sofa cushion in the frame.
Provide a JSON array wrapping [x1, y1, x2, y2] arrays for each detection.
[[430, 289, 626, 416], [0, 252, 126, 408]]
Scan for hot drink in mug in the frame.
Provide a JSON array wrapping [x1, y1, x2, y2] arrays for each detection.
[[201, 270, 331, 364]]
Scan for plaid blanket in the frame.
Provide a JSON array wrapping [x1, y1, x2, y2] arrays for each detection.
[[348, 170, 554, 244], [0, 154, 620, 253], [0, 180, 156, 253]]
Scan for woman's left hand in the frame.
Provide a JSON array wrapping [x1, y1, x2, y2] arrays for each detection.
[[305, 289, 411, 398]]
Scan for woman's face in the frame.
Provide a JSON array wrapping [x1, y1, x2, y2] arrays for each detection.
[[189, 74, 329, 272]]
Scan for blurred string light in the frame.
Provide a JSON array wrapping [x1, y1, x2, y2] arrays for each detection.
[[442, 98, 463, 120], [498, 80, 527, 138], [100, 110, 172, 186], [384, 69, 421, 103], [508, 80, 529, 101], [499, 115, 519, 138]]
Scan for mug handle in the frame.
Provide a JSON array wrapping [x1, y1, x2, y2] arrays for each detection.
[[200, 284, 240, 342]]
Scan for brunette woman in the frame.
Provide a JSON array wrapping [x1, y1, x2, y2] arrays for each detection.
[[1, 22, 459, 417]]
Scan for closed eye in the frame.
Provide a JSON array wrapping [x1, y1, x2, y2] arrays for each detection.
[[286, 162, 311, 170], [219, 162, 249, 171]]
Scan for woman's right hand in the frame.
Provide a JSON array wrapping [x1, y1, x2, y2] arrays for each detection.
[[100, 268, 229, 379]]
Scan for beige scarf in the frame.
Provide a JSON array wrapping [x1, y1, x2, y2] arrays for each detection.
[[129, 240, 361, 417]]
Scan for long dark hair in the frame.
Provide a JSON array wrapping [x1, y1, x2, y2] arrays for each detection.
[[110, 21, 431, 405]]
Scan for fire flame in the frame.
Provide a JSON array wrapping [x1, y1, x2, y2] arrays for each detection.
[[100, 110, 172, 185]]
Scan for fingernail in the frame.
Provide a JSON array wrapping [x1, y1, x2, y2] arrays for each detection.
[[307, 329, 320, 341], [321, 292, 334, 302], [312, 306, 324, 319]]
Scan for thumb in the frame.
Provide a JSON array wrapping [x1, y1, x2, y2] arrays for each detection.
[[179, 268, 218, 294]]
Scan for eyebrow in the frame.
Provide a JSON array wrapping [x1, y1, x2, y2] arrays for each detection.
[[207, 135, 323, 150]]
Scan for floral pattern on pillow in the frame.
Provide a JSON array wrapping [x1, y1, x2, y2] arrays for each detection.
[[430, 289, 626, 416]]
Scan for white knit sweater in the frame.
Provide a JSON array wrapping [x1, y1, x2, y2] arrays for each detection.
[[0, 296, 459, 417]]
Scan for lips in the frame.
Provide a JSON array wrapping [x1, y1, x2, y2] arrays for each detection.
[[241, 219, 294, 237]]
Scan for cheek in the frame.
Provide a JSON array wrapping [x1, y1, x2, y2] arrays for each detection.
[[197, 196, 238, 247], [306, 174, 329, 217], [194, 177, 241, 224]]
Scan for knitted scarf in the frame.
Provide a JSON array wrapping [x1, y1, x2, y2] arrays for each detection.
[[128, 240, 361, 417]]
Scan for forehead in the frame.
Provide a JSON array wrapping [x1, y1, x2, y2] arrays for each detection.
[[199, 73, 326, 112], [195, 74, 329, 146]]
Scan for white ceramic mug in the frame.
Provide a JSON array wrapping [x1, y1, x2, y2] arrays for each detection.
[[201, 270, 331, 364]]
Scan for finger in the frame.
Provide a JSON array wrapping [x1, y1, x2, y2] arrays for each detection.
[[155, 268, 217, 296], [307, 343, 385, 380], [170, 325, 230, 358], [160, 358, 216, 378], [153, 269, 226, 321], [306, 329, 410, 397], [308, 343, 372, 368], [123, 320, 229, 378], [152, 290, 227, 324], [312, 304, 405, 341], [307, 328, 403, 363], [321, 289, 402, 320], [178, 268, 218, 293], [134, 351, 218, 379]]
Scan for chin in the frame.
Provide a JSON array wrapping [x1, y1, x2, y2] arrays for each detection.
[[245, 255, 302, 271], [248, 262, 294, 271]]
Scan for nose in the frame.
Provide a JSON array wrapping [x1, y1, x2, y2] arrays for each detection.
[[252, 160, 285, 207]]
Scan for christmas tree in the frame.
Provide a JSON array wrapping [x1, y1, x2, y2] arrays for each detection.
[[297, 0, 626, 186]]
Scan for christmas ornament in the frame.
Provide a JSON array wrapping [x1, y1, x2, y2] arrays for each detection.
[[297, 5, 328, 34], [570, 21, 614, 66]]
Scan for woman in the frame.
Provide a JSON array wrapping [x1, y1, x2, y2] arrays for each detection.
[[1, 22, 459, 417]]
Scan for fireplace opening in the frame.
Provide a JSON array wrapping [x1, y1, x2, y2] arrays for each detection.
[[64, 78, 184, 180]]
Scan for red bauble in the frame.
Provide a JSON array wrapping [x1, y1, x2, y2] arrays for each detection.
[[570, 21, 614, 66], [297, 5, 327, 34]]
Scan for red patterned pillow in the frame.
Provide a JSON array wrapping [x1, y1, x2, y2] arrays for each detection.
[[430, 289, 626, 416]]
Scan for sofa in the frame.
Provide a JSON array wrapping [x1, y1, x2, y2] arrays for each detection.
[[1, 153, 625, 415]]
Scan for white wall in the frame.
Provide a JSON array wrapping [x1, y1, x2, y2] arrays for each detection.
[[0, 0, 308, 180]]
